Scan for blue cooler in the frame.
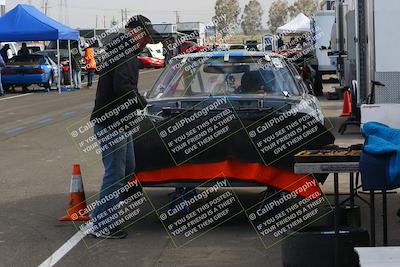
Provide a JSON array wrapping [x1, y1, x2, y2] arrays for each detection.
[[360, 137, 400, 191]]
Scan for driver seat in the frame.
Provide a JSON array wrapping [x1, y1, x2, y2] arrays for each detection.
[[239, 71, 262, 93]]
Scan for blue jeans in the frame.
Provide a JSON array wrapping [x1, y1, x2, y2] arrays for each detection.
[[92, 125, 135, 233], [73, 70, 81, 89], [87, 69, 95, 87]]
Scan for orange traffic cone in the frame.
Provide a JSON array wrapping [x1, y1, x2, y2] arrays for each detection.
[[59, 164, 90, 221], [341, 90, 352, 117]]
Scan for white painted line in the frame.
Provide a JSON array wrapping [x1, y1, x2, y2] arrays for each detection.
[[38, 230, 86, 267], [0, 93, 33, 101], [140, 69, 163, 74]]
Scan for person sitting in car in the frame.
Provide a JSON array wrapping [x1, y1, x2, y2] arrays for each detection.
[[18, 43, 30, 56]]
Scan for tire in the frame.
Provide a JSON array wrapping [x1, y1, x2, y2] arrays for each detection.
[[3, 84, 10, 93], [281, 227, 369, 267]]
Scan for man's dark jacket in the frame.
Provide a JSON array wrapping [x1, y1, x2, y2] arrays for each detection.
[[90, 34, 147, 127]]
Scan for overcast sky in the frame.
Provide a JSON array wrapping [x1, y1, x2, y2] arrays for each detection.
[[5, 0, 295, 29]]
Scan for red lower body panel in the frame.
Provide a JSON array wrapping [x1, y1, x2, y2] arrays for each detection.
[[134, 160, 319, 198]]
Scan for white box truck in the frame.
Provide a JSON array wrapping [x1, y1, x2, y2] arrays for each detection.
[[312, 11, 337, 74], [369, 0, 400, 104], [262, 34, 277, 52]]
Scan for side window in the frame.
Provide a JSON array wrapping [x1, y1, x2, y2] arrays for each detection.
[[188, 72, 202, 94], [178, 68, 202, 96], [287, 62, 306, 94], [39, 57, 47, 65], [171, 77, 186, 97], [165, 67, 191, 97]]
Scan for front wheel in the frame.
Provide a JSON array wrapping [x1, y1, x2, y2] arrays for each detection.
[[3, 84, 10, 93]]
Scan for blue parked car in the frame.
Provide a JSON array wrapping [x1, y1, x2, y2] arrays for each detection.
[[1, 54, 60, 91]]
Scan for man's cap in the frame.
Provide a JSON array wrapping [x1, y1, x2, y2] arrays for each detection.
[[125, 15, 161, 39]]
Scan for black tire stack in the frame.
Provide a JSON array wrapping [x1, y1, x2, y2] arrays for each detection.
[[281, 206, 370, 267]]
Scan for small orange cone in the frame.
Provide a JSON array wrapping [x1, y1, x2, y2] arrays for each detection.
[[59, 164, 90, 221], [341, 90, 352, 117]]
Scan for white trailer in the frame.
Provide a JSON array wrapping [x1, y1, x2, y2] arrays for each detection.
[[312, 11, 337, 74], [348, 0, 400, 104], [262, 34, 277, 52], [369, 0, 400, 103], [177, 22, 206, 46]]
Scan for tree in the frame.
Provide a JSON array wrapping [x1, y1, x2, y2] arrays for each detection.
[[241, 0, 264, 36], [213, 0, 241, 38], [288, 0, 319, 18], [267, 0, 289, 33]]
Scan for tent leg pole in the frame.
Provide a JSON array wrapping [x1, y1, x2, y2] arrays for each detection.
[[68, 40, 73, 89], [57, 40, 61, 93]]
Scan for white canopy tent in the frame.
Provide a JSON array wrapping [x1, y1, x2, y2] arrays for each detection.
[[276, 13, 311, 34]]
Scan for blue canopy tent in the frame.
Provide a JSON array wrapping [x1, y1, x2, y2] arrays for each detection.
[[0, 4, 80, 93]]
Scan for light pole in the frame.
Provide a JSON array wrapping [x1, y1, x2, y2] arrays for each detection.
[[0, 0, 6, 16]]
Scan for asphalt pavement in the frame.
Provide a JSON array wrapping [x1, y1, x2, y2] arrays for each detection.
[[0, 72, 399, 267]]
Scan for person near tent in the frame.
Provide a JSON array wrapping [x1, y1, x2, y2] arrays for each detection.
[[0, 44, 10, 63], [88, 15, 160, 239], [71, 42, 82, 89], [84, 45, 96, 88], [310, 53, 323, 96], [163, 45, 170, 65], [277, 37, 284, 50], [0, 53, 5, 96], [16, 43, 31, 92], [289, 37, 296, 49], [163, 39, 175, 65], [18, 43, 30, 56]]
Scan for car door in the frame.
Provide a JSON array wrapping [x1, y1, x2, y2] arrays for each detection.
[[47, 56, 60, 83]]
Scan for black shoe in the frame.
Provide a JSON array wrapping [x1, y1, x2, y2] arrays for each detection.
[[88, 229, 128, 239]]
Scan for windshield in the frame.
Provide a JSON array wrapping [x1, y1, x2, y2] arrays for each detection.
[[7, 55, 46, 66], [138, 49, 152, 58], [229, 45, 246, 50], [149, 55, 302, 99]]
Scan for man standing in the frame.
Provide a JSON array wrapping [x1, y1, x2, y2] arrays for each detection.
[[83, 45, 96, 88], [0, 52, 5, 96], [18, 43, 31, 93], [0, 44, 10, 63], [18, 43, 30, 56], [71, 42, 82, 89], [88, 15, 160, 239]]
